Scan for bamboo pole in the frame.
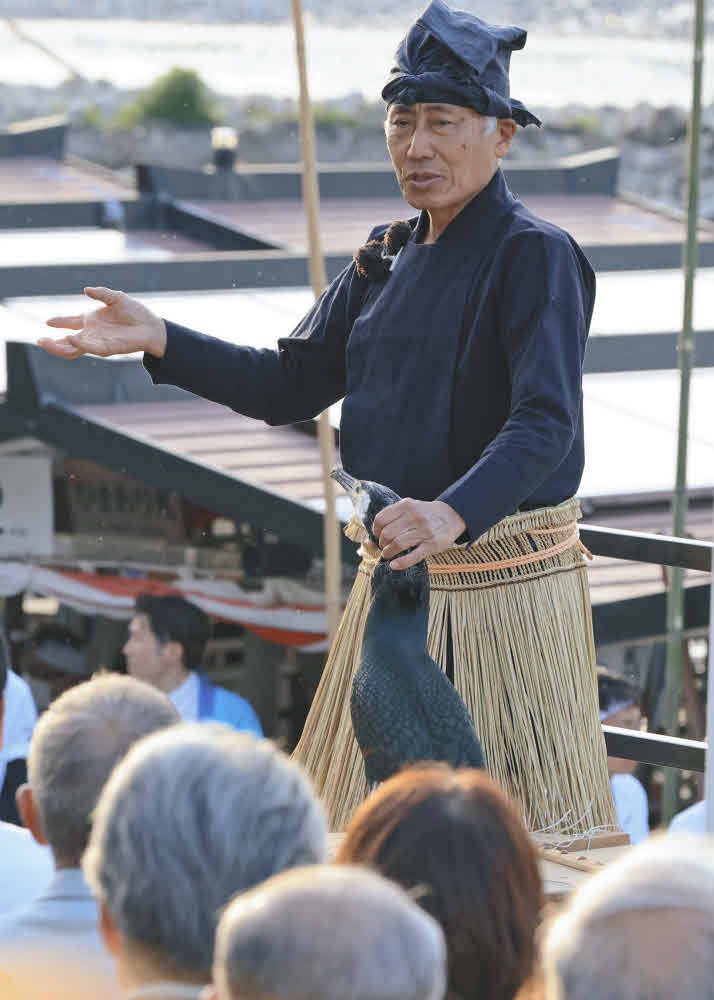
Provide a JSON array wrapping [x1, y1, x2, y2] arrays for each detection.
[[662, 0, 707, 822], [290, 0, 342, 644], [3, 19, 86, 82]]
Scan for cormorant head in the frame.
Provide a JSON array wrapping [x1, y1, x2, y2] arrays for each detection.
[[331, 467, 401, 545], [332, 467, 429, 612]]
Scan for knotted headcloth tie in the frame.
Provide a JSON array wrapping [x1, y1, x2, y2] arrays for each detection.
[[382, 0, 541, 128]]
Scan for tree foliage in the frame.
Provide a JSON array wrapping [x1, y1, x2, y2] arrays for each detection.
[[119, 67, 217, 127]]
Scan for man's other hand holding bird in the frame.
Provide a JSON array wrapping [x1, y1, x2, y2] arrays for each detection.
[[374, 499, 467, 571]]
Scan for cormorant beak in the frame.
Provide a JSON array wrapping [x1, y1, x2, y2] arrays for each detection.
[[331, 466, 360, 499]]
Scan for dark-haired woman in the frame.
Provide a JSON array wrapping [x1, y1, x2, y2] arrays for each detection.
[[337, 765, 543, 1000]]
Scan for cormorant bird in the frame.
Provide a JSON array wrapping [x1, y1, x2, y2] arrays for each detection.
[[331, 468, 485, 786]]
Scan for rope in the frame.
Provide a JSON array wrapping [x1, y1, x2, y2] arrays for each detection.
[[429, 527, 581, 575]]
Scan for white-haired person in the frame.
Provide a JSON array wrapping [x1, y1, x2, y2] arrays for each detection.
[[543, 834, 714, 1000], [0, 673, 178, 1000], [208, 865, 446, 1000], [84, 724, 327, 1000]]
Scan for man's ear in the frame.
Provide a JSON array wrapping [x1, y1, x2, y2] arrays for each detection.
[[16, 784, 48, 846], [99, 900, 123, 957], [495, 118, 516, 159]]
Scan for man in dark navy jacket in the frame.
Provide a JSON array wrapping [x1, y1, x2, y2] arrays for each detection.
[[39, 1, 610, 832], [40, 4, 591, 571]]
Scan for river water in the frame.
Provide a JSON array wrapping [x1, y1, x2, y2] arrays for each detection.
[[2, 18, 713, 107]]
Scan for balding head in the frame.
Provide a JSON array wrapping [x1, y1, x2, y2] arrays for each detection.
[[25, 673, 177, 866], [213, 865, 446, 1000], [544, 835, 714, 1000]]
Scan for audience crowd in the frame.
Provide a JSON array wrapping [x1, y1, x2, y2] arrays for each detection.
[[0, 601, 710, 1000]]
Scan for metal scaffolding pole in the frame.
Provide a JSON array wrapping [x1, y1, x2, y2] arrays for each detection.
[[706, 502, 714, 833], [662, 0, 707, 822], [290, 0, 342, 646]]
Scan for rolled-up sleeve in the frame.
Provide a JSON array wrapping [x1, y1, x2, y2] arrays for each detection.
[[439, 230, 592, 541], [144, 262, 366, 426]]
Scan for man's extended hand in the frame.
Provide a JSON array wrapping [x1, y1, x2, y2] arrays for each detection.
[[38, 287, 167, 360], [374, 499, 467, 571]]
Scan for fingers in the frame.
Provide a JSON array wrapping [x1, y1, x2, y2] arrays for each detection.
[[45, 314, 84, 330], [377, 501, 427, 551], [380, 527, 421, 561], [84, 286, 124, 305], [372, 499, 406, 537], [36, 336, 84, 359], [390, 543, 432, 571]]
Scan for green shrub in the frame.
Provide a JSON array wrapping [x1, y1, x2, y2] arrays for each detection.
[[79, 104, 106, 130], [313, 104, 361, 129], [118, 67, 217, 128]]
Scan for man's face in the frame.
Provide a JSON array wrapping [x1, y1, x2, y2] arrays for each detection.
[[385, 102, 515, 214], [123, 614, 170, 687]]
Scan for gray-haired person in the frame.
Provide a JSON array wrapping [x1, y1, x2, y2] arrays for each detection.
[[544, 835, 714, 1000], [209, 865, 446, 1000], [0, 673, 178, 1000], [84, 724, 327, 1000]]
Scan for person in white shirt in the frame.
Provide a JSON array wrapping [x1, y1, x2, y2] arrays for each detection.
[[597, 667, 649, 844], [124, 593, 262, 734], [670, 799, 706, 834], [0, 635, 38, 825], [0, 820, 52, 915]]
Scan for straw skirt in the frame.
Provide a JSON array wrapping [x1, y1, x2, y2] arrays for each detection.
[[293, 498, 616, 833]]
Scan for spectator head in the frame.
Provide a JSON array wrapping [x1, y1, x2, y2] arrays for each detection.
[[337, 765, 542, 1000], [597, 668, 643, 775], [210, 864, 446, 1000], [84, 724, 327, 990], [20, 623, 89, 711], [544, 835, 714, 1000], [124, 593, 211, 692], [17, 673, 177, 868]]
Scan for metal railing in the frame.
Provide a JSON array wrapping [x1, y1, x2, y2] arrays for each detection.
[[581, 521, 712, 773]]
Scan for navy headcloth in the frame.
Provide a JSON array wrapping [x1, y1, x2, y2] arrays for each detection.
[[382, 0, 541, 128]]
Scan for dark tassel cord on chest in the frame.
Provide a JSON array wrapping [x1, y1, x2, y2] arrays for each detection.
[[353, 220, 413, 281]]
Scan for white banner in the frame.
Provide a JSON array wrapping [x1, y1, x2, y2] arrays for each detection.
[[0, 457, 53, 557]]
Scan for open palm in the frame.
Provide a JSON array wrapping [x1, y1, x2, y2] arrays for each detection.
[[38, 287, 166, 360]]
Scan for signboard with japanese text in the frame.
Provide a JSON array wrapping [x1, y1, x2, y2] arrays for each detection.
[[63, 459, 186, 542]]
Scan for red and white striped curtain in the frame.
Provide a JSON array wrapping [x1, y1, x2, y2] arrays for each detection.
[[0, 562, 330, 652]]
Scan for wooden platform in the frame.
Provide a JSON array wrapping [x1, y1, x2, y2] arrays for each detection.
[[195, 193, 714, 256], [326, 831, 629, 900], [0, 157, 135, 205]]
